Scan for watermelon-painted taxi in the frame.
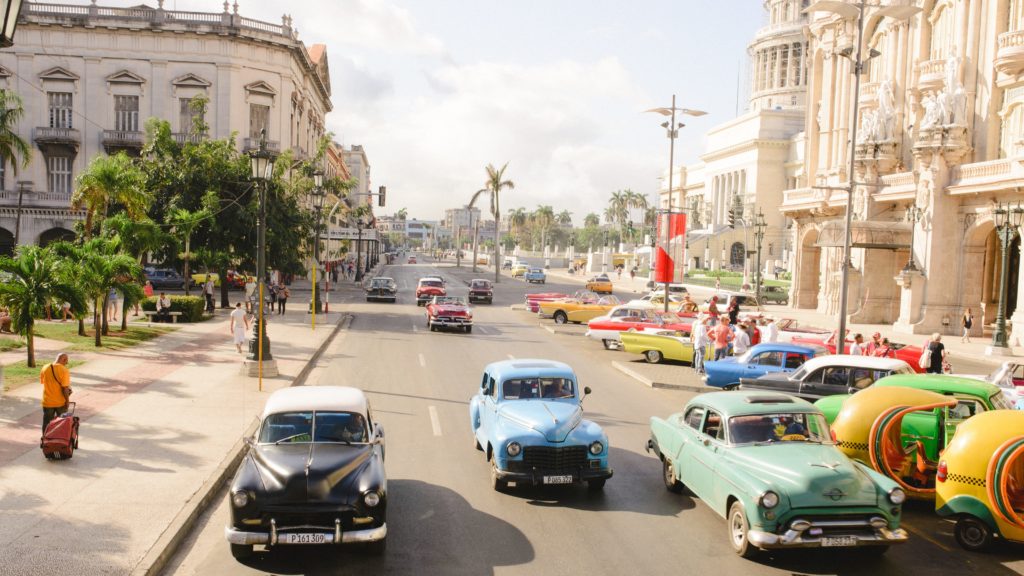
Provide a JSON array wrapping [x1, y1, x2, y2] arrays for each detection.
[[936, 410, 1024, 551], [647, 391, 908, 558]]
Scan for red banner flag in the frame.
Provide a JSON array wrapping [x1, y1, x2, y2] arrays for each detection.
[[654, 212, 686, 284]]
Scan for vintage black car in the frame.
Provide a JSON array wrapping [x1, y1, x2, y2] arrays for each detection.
[[468, 279, 493, 304], [366, 277, 398, 302], [145, 268, 187, 290], [225, 386, 387, 559]]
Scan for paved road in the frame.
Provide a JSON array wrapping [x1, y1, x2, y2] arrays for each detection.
[[164, 256, 1024, 576]]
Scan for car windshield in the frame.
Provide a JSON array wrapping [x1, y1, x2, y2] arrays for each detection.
[[529, 268, 543, 273], [258, 411, 370, 444], [420, 280, 443, 287], [991, 392, 1016, 411], [728, 412, 832, 445], [434, 297, 465, 306], [502, 377, 575, 400], [371, 279, 392, 287], [471, 281, 490, 289]]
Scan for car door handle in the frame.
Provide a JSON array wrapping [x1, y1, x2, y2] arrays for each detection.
[[702, 438, 710, 447]]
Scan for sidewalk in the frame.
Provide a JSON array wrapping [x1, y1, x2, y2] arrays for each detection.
[[0, 283, 366, 575]]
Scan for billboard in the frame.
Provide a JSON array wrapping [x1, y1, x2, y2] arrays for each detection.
[[654, 211, 686, 284]]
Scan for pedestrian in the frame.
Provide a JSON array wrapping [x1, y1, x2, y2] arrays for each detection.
[[616, 266, 623, 280], [727, 296, 740, 325], [61, 301, 74, 322], [874, 338, 894, 358], [709, 316, 735, 361], [203, 275, 215, 313], [268, 282, 279, 309], [0, 307, 12, 333], [331, 266, 339, 284], [108, 287, 120, 322], [961, 308, 974, 343], [40, 353, 72, 438], [925, 333, 947, 374], [715, 277, 721, 291], [747, 320, 760, 346], [229, 302, 250, 354], [849, 333, 865, 355], [733, 321, 751, 355], [865, 332, 882, 355], [143, 280, 154, 300], [691, 315, 708, 374], [244, 275, 257, 313], [277, 285, 290, 315], [681, 294, 698, 314], [156, 292, 172, 323], [707, 295, 720, 323], [630, 266, 637, 281], [764, 317, 779, 343]]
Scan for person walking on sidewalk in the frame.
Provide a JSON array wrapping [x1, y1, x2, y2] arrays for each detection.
[[709, 316, 735, 361], [733, 321, 751, 356], [108, 287, 120, 323], [692, 315, 709, 374], [277, 285, 290, 315], [203, 275, 216, 313], [925, 333, 947, 374], [40, 353, 72, 437], [229, 302, 250, 353], [961, 308, 974, 343]]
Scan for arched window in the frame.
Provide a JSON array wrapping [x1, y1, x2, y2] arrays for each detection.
[[929, 2, 955, 60], [730, 242, 746, 268], [0, 227, 13, 256], [1012, 0, 1024, 32]]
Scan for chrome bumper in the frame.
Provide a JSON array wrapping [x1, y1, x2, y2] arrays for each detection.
[[224, 523, 387, 546], [429, 318, 473, 327], [747, 517, 908, 549]]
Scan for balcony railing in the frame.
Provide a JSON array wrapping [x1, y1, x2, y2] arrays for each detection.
[[917, 59, 946, 91], [996, 29, 1024, 75], [172, 132, 207, 145], [242, 137, 281, 154], [102, 129, 144, 149], [33, 126, 81, 147]]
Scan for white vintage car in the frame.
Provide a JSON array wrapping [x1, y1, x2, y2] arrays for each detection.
[[961, 361, 1024, 409]]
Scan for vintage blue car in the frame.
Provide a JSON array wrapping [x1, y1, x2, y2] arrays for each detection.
[[469, 359, 612, 491], [524, 268, 547, 284], [703, 343, 828, 389]]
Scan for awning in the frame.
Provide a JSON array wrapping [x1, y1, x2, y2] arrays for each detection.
[[814, 220, 912, 250]]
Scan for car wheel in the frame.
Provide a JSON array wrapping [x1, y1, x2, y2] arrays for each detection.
[[723, 384, 739, 391], [491, 462, 508, 492], [663, 458, 683, 493], [587, 478, 606, 491], [365, 537, 387, 556], [230, 544, 254, 560], [553, 311, 568, 324], [645, 350, 663, 364], [728, 501, 757, 559], [954, 516, 994, 552], [465, 326, 472, 333], [474, 434, 483, 451], [602, 339, 615, 350]]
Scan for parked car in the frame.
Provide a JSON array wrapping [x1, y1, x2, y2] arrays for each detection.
[[468, 279, 493, 304], [525, 291, 571, 313], [539, 295, 621, 324], [366, 277, 397, 302], [961, 360, 1024, 409], [425, 296, 473, 333], [703, 292, 765, 312], [791, 331, 927, 374], [415, 277, 446, 306], [935, 409, 1024, 551], [224, 386, 387, 559], [620, 330, 702, 364], [772, 318, 832, 341], [145, 268, 187, 290], [738, 355, 914, 402], [758, 285, 789, 305], [524, 268, 546, 284], [585, 274, 613, 294], [703, 343, 828, 389], [586, 306, 693, 349], [647, 391, 908, 558], [469, 359, 612, 491], [191, 272, 221, 288], [511, 264, 529, 278]]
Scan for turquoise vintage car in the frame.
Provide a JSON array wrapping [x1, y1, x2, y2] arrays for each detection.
[[469, 359, 612, 491], [647, 391, 908, 558]]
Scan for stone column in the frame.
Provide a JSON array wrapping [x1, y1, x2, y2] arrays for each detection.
[[1009, 231, 1024, 347]]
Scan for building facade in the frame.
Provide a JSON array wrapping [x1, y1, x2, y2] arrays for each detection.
[[0, 1, 331, 253], [782, 0, 1024, 346], [342, 144, 372, 207], [442, 206, 481, 240]]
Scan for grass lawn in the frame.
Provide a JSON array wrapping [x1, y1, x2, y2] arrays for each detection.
[[33, 321, 177, 352], [0, 336, 24, 352], [2, 359, 86, 393]]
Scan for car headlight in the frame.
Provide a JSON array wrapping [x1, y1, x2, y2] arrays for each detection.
[[506, 441, 522, 457], [363, 491, 381, 507], [231, 490, 250, 508], [888, 487, 906, 505], [589, 441, 604, 455], [759, 491, 779, 509]]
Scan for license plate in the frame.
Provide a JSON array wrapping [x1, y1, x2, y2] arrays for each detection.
[[821, 536, 857, 547], [281, 533, 331, 544], [542, 475, 574, 485]]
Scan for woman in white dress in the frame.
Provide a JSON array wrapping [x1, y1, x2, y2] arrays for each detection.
[[229, 302, 250, 353]]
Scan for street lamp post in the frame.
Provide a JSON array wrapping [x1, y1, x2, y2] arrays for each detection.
[[0, 0, 25, 48], [310, 170, 325, 315], [245, 130, 278, 383], [753, 209, 767, 301], [355, 220, 365, 282], [989, 202, 1024, 352], [647, 96, 707, 312], [902, 205, 922, 272], [805, 1, 920, 353]]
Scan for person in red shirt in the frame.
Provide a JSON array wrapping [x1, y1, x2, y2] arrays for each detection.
[[865, 332, 882, 356], [709, 316, 735, 360], [707, 296, 720, 325]]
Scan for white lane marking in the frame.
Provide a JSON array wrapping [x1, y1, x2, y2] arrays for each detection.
[[418, 353, 426, 367], [507, 354, 515, 360], [412, 324, 418, 332], [428, 406, 442, 436]]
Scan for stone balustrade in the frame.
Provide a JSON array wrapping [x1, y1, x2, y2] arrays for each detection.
[[917, 59, 946, 92], [996, 29, 1024, 75]]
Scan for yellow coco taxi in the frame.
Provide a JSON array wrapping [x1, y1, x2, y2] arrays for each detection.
[[585, 275, 614, 294], [936, 410, 1024, 552], [539, 295, 621, 324], [831, 386, 957, 500]]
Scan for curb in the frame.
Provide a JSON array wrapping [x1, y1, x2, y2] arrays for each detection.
[[134, 313, 354, 576], [539, 323, 583, 336], [611, 361, 717, 394], [509, 304, 526, 311]]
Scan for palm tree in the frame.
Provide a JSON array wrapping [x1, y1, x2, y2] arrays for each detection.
[[71, 152, 150, 239], [0, 89, 32, 181], [584, 213, 600, 228], [169, 207, 209, 297], [0, 246, 85, 366], [103, 213, 169, 327], [532, 205, 555, 254], [49, 241, 100, 337], [483, 163, 515, 282], [507, 207, 528, 245], [77, 238, 142, 345], [556, 210, 573, 227], [396, 207, 408, 220]]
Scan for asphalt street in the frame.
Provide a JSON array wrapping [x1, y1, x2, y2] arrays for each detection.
[[164, 256, 1024, 576]]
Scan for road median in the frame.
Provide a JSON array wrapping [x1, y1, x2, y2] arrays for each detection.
[[612, 360, 717, 393]]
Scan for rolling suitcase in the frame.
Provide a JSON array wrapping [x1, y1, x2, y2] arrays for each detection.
[[42, 402, 79, 460]]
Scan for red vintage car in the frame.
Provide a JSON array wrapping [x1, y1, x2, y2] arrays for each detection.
[[524, 292, 571, 313], [586, 305, 695, 349], [425, 296, 473, 333], [416, 277, 446, 306], [790, 330, 927, 374]]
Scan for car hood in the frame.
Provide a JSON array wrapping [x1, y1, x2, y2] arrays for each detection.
[[729, 443, 880, 508], [742, 372, 794, 386], [418, 286, 445, 293], [498, 401, 582, 442], [430, 304, 469, 314], [252, 443, 372, 504]]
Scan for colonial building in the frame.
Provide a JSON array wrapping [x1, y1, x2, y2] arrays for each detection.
[[782, 0, 1024, 346], [0, 1, 332, 253], [667, 0, 809, 278], [342, 144, 372, 207], [442, 206, 482, 241]]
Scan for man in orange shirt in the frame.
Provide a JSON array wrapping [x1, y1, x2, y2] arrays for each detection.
[[40, 353, 72, 436], [709, 316, 735, 361]]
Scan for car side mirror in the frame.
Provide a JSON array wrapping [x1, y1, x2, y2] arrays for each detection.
[[582, 386, 592, 400], [375, 423, 385, 440]]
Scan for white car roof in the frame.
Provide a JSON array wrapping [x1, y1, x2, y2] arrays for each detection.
[[262, 386, 368, 417], [798, 354, 911, 373]]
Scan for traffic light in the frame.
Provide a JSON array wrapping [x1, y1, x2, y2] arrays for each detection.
[[728, 206, 736, 228], [378, 185, 386, 207]]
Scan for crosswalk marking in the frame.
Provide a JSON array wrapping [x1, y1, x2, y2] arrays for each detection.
[[428, 406, 442, 436]]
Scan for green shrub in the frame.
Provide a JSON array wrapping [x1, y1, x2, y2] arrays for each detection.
[[686, 269, 743, 279], [141, 295, 206, 322]]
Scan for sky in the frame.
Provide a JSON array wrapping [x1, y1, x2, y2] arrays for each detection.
[[148, 1, 765, 223]]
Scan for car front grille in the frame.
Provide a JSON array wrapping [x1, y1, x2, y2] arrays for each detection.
[[260, 506, 357, 530], [436, 316, 469, 324], [520, 446, 588, 471]]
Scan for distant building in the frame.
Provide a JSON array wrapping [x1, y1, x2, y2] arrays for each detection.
[[442, 206, 481, 239], [342, 144, 371, 207]]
